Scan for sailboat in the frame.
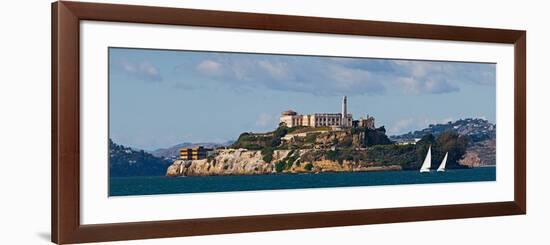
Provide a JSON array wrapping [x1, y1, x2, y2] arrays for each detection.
[[437, 152, 448, 172], [419, 145, 432, 173]]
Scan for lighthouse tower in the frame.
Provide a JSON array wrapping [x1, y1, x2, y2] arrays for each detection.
[[341, 96, 347, 127]]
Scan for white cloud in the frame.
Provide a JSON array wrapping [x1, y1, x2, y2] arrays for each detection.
[[117, 60, 162, 82], [392, 61, 461, 94], [388, 118, 416, 135], [184, 54, 494, 96], [190, 57, 386, 96], [196, 60, 222, 75], [255, 113, 276, 128], [257, 60, 289, 79], [397, 77, 459, 94], [391, 60, 494, 94]]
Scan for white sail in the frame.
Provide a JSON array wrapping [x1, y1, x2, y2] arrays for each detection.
[[420, 146, 432, 172], [437, 152, 448, 172]]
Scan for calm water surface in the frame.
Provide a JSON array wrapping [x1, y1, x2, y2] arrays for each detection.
[[109, 167, 496, 196]]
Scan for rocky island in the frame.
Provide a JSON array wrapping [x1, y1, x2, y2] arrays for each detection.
[[165, 120, 473, 177], [165, 96, 492, 177]]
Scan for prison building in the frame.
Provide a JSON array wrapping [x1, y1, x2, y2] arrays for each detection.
[[279, 96, 353, 128]]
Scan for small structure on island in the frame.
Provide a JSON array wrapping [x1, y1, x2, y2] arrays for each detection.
[[352, 114, 376, 130], [179, 146, 213, 160], [279, 96, 375, 129]]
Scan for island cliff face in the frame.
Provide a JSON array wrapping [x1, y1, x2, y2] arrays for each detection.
[[166, 148, 401, 177], [167, 149, 283, 176]]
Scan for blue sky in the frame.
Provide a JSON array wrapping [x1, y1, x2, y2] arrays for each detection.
[[109, 47, 496, 150]]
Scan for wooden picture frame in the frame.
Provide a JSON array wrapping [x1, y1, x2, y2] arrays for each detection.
[[51, 1, 526, 244]]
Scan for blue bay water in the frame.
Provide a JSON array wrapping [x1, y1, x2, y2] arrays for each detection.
[[109, 167, 496, 196]]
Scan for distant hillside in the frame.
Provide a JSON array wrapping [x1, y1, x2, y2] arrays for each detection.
[[151, 141, 233, 161], [109, 139, 172, 177], [390, 118, 496, 166], [390, 118, 495, 143]]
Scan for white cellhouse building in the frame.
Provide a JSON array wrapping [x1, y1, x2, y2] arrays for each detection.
[[280, 96, 353, 128]]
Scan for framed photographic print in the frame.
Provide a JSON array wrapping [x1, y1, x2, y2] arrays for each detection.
[[52, 1, 526, 244]]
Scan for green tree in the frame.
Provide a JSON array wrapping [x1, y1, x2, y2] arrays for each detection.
[[364, 126, 392, 146], [261, 147, 274, 163], [325, 150, 340, 161], [275, 161, 285, 173], [274, 125, 288, 138], [411, 132, 468, 170], [435, 131, 468, 168]]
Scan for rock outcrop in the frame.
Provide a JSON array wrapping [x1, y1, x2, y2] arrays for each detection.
[[166, 149, 289, 176], [166, 148, 401, 177], [459, 152, 482, 167]]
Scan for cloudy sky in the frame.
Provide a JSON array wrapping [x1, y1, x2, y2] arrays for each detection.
[[109, 47, 496, 150]]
